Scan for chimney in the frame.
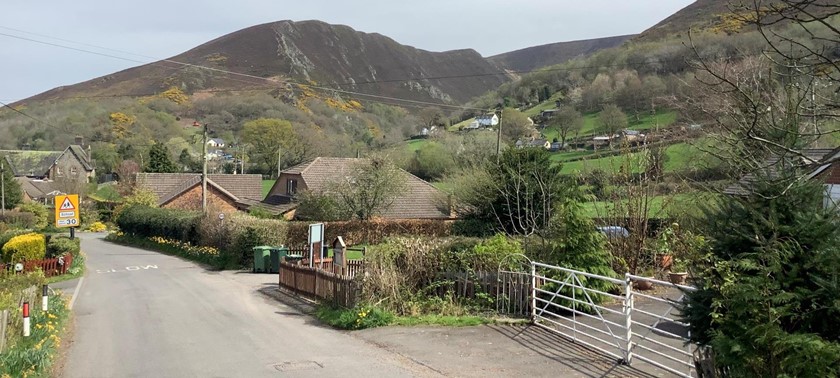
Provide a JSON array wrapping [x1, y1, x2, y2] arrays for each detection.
[[74, 135, 84, 146]]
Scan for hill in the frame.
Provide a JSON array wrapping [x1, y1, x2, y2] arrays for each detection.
[[22, 20, 511, 105], [487, 35, 634, 72]]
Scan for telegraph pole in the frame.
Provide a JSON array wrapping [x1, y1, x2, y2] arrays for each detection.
[[1, 160, 5, 215], [194, 121, 208, 211], [495, 108, 504, 160]]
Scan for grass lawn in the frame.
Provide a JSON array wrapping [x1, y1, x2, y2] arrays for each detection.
[[522, 92, 565, 117], [262, 179, 275, 198], [405, 138, 429, 153], [90, 184, 122, 202]]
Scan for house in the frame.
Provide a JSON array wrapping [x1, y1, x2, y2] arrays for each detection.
[[540, 109, 558, 119], [550, 141, 564, 152], [724, 147, 840, 209], [1, 150, 62, 179], [622, 129, 646, 144], [49, 145, 96, 183], [256, 157, 455, 220], [207, 138, 225, 148], [136, 173, 263, 212], [475, 114, 500, 127], [14, 177, 62, 204]]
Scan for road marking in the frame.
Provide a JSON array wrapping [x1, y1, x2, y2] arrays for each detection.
[[69, 277, 84, 310], [96, 265, 159, 274]]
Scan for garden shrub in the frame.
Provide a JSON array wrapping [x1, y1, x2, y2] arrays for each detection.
[[16, 202, 48, 229], [451, 218, 495, 237], [0, 229, 31, 250], [2, 233, 46, 263], [46, 236, 80, 258]]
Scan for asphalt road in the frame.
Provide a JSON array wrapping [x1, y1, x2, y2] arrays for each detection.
[[63, 234, 432, 378]]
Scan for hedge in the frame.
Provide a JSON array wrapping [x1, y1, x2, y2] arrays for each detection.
[[116, 205, 201, 243], [2, 233, 46, 263], [285, 219, 454, 245], [0, 211, 36, 229]]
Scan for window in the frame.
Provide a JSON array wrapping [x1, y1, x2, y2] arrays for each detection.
[[286, 179, 298, 195], [826, 184, 840, 211], [70, 166, 78, 175], [56, 166, 62, 176]]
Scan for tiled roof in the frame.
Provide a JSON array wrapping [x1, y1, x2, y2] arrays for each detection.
[[1, 150, 62, 177], [278, 157, 453, 219], [67, 145, 94, 171], [136, 173, 263, 205], [15, 177, 61, 199], [724, 148, 840, 195]]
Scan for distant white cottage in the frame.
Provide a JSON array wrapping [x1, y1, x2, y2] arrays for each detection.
[[475, 114, 500, 127], [207, 138, 226, 148]]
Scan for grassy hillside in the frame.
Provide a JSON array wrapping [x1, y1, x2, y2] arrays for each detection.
[[558, 140, 709, 175]]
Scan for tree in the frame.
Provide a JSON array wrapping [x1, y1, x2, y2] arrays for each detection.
[[682, 175, 840, 377], [551, 106, 584, 148], [178, 148, 200, 172], [597, 104, 627, 147], [501, 108, 535, 142], [145, 142, 177, 173], [240, 118, 299, 176], [409, 142, 456, 181], [329, 157, 407, 220], [418, 107, 443, 129], [453, 148, 574, 236], [115, 160, 140, 195], [0, 160, 23, 210]]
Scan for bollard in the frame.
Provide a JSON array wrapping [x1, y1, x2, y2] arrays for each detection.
[[22, 301, 30, 337], [42, 284, 49, 312]]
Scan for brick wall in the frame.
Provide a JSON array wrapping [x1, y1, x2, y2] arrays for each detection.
[[818, 163, 840, 185], [163, 185, 239, 212]]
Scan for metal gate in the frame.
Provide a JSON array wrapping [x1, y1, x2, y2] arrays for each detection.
[[530, 261, 698, 377]]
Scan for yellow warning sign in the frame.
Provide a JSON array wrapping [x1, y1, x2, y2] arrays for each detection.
[[54, 194, 80, 228]]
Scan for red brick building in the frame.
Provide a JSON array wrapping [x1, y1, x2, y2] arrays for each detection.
[[136, 173, 263, 212]]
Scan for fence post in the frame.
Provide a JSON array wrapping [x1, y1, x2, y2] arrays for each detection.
[[624, 272, 633, 365], [530, 262, 537, 322], [42, 284, 48, 312], [0, 309, 8, 353]]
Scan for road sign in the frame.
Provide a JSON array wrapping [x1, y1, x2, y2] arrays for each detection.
[[54, 194, 80, 228]]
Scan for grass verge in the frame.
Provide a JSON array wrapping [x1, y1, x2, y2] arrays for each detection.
[[314, 303, 523, 330], [46, 252, 86, 285], [0, 277, 71, 377], [105, 232, 228, 270]]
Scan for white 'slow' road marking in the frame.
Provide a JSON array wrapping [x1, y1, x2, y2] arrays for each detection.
[[96, 265, 158, 274]]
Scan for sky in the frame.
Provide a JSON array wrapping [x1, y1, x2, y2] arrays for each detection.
[[0, 0, 694, 103]]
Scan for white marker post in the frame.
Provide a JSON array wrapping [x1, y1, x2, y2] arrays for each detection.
[[22, 301, 30, 337], [42, 284, 48, 312]]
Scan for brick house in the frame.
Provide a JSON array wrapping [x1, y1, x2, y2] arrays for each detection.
[[136, 173, 263, 212], [253, 157, 455, 219]]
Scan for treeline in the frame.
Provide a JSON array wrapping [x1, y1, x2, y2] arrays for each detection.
[[0, 90, 423, 176]]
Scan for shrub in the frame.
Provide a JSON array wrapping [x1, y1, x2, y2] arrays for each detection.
[[2, 233, 46, 263], [0, 211, 36, 229], [46, 236, 80, 258], [16, 202, 48, 229], [314, 304, 393, 330], [87, 221, 107, 232], [0, 229, 31, 250]]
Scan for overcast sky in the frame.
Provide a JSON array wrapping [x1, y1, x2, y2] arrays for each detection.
[[0, 0, 693, 102]]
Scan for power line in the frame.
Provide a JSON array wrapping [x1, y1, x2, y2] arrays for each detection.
[[0, 100, 64, 131]]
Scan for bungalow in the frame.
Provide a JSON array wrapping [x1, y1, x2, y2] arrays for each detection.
[[136, 173, 263, 212], [252, 157, 455, 220], [207, 138, 226, 148], [724, 147, 840, 209]]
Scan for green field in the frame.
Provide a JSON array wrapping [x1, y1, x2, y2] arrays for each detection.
[[262, 179, 275, 198], [558, 141, 710, 175], [405, 138, 430, 152], [542, 110, 677, 141], [580, 192, 715, 219], [522, 93, 565, 117]]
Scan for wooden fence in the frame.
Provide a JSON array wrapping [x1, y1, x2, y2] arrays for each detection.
[[278, 260, 360, 308], [0, 254, 74, 277], [439, 271, 531, 316]]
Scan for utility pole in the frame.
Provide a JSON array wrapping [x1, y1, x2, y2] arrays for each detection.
[[194, 121, 208, 211], [277, 146, 282, 178], [1, 160, 5, 215], [495, 108, 504, 160]]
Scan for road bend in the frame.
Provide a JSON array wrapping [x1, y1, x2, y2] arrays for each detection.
[[64, 234, 433, 378]]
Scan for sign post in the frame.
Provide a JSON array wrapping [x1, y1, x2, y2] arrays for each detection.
[[54, 194, 80, 238], [308, 223, 324, 268], [332, 237, 346, 275]]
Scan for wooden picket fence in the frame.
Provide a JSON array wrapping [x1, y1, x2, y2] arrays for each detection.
[[278, 259, 361, 308], [0, 254, 74, 277], [439, 271, 531, 316]]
